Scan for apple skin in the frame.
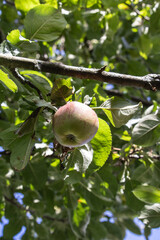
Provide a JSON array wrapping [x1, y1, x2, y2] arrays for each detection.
[[52, 101, 99, 147]]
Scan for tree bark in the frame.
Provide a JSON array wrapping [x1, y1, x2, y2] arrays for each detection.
[[0, 54, 160, 91]]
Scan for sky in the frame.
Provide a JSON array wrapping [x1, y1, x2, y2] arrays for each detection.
[[124, 218, 160, 240], [125, 228, 160, 240]]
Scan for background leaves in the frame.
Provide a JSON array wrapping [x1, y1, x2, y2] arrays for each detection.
[[0, 0, 160, 239], [132, 113, 160, 147], [24, 5, 67, 41]]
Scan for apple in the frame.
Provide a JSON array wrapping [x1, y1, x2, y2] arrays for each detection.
[[52, 101, 99, 147]]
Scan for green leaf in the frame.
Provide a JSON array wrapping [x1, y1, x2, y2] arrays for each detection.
[[107, 13, 120, 40], [21, 70, 53, 98], [139, 204, 160, 228], [10, 133, 35, 170], [24, 5, 67, 41], [0, 125, 19, 148], [1, 105, 15, 123], [15, 0, 40, 12], [128, 60, 148, 76], [131, 162, 160, 186], [0, 82, 5, 103], [150, 8, 160, 35], [43, 0, 58, 8], [105, 222, 126, 240], [21, 70, 53, 88], [81, 180, 113, 207], [88, 220, 108, 240], [22, 158, 48, 189], [35, 99, 57, 111], [144, 225, 151, 240], [52, 230, 67, 240], [68, 202, 90, 239], [87, 118, 112, 173], [151, 35, 160, 54], [0, 69, 18, 92], [152, 162, 160, 183], [7, 29, 40, 52], [64, 187, 78, 209], [19, 95, 57, 111], [123, 219, 141, 235], [3, 219, 23, 239], [138, 34, 153, 59], [4, 203, 25, 239], [132, 114, 160, 147], [0, 158, 9, 176], [102, 0, 123, 8], [86, 0, 97, 8], [72, 145, 93, 173], [124, 179, 144, 211], [98, 97, 142, 128], [1, 66, 30, 94], [7, 29, 21, 45], [35, 222, 49, 239], [131, 164, 153, 185], [51, 78, 73, 106], [98, 165, 118, 196], [16, 107, 41, 137], [0, 114, 37, 171], [133, 185, 160, 204], [65, 170, 83, 184], [1, 4, 17, 23]]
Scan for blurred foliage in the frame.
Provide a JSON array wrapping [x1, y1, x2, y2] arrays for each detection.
[[0, 0, 160, 239]]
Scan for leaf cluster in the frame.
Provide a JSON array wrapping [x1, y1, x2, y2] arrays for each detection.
[[0, 1, 160, 240]]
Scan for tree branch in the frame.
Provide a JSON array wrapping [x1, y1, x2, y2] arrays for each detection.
[[10, 68, 43, 99], [0, 54, 160, 91], [105, 89, 152, 106], [125, 3, 150, 21], [4, 195, 67, 223], [5, 0, 15, 6]]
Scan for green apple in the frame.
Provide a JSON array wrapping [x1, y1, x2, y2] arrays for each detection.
[[52, 101, 99, 147]]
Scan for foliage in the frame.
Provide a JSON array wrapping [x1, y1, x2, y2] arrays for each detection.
[[0, 0, 160, 239]]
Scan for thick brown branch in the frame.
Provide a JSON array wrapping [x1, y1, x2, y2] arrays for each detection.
[[0, 54, 160, 91]]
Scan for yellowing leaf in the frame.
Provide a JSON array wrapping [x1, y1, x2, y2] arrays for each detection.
[[118, 3, 129, 10], [15, 0, 40, 12], [0, 69, 18, 92]]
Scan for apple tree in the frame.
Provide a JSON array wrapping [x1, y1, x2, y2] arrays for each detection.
[[0, 0, 160, 239]]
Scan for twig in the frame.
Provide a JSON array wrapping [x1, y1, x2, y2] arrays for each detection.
[[104, 89, 153, 106], [125, 3, 150, 21], [5, 0, 15, 6], [0, 150, 11, 155], [4, 195, 67, 223], [4, 195, 27, 211], [10, 68, 43, 99], [0, 54, 160, 91]]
